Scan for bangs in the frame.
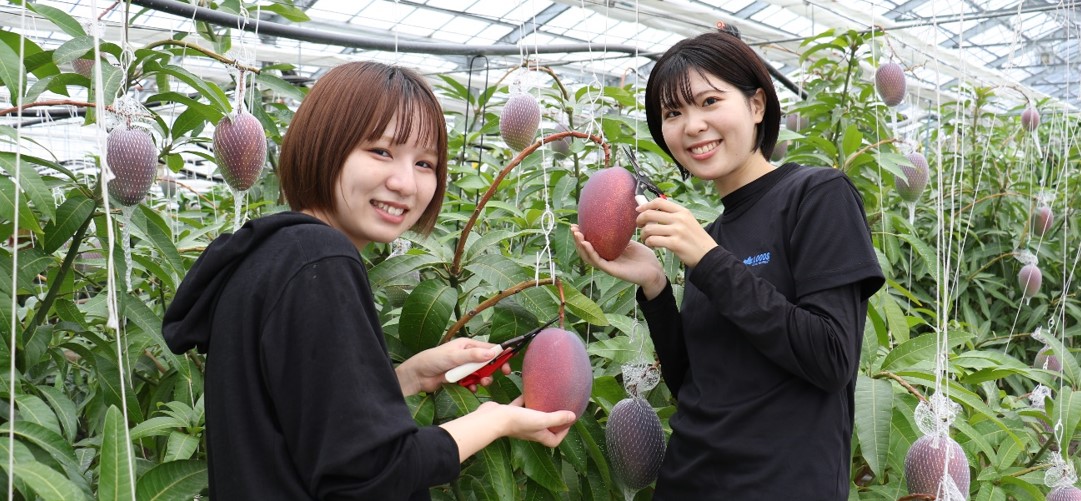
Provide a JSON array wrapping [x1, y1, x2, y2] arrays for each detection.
[[654, 56, 697, 111], [359, 73, 444, 151]]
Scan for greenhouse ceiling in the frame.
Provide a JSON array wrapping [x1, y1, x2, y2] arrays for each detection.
[[1, 0, 1078, 111]]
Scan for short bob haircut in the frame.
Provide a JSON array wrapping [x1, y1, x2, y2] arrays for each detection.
[[644, 30, 781, 175], [279, 61, 448, 235]]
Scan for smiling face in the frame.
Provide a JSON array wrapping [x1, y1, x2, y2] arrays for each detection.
[[309, 116, 439, 250], [659, 70, 775, 196]]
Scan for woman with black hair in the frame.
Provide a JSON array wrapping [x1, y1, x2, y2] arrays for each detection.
[[572, 29, 884, 499]]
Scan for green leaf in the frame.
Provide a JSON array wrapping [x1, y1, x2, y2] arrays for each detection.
[[895, 232, 940, 284], [15, 394, 61, 436], [12, 462, 88, 501], [475, 441, 515, 500], [0, 421, 79, 475], [0, 36, 25, 97], [164, 431, 199, 462], [465, 255, 529, 291], [854, 375, 892, 477], [841, 124, 863, 160], [144, 91, 224, 124], [43, 192, 94, 254], [515, 440, 567, 492], [129, 416, 183, 441], [561, 284, 607, 326], [399, 281, 457, 355], [258, 2, 311, 22], [35, 386, 78, 442], [369, 253, 440, 288], [0, 176, 44, 235], [144, 62, 230, 112], [28, 3, 86, 37], [135, 460, 208, 501], [878, 333, 938, 372], [52, 36, 94, 66], [99, 405, 136, 501], [254, 72, 305, 101], [0, 151, 56, 222], [879, 292, 909, 344], [586, 336, 638, 364]]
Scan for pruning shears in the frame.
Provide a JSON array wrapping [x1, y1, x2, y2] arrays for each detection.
[[623, 146, 667, 206], [445, 316, 560, 387]]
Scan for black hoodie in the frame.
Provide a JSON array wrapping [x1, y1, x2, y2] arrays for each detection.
[[163, 211, 459, 500]]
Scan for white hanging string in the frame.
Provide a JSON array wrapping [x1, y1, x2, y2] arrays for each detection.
[[529, 0, 556, 286], [90, 1, 137, 497], [8, 2, 28, 498]]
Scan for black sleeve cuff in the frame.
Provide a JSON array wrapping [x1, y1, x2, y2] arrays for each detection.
[[418, 426, 461, 487]]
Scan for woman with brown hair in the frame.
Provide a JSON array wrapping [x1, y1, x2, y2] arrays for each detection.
[[164, 61, 574, 500]]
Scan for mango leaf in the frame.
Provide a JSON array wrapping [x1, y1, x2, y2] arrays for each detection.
[[0, 421, 79, 475], [465, 255, 529, 291], [561, 284, 607, 326], [587, 336, 637, 365], [258, 2, 311, 22], [515, 440, 567, 492], [15, 394, 61, 436], [143, 62, 230, 112], [164, 432, 199, 462], [0, 151, 56, 222], [43, 191, 94, 254], [129, 416, 183, 441], [254, 72, 305, 101], [474, 441, 515, 500], [368, 253, 440, 288], [854, 375, 892, 477], [895, 233, 940, 284], [13, 461, 88, 501], [35, 385, 78, 442], [400, 281, 456, 354], [135, 460, 208, 501], [99, 405, 136, 501], [878, 334, 938, 372], [52, 36, 94, 66], [0, 38, 24, 98], [28, 3, 86, 37]]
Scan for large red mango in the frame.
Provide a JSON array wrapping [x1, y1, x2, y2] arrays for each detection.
[[522, 328, 592, 432], [578, 167, 638, 260]]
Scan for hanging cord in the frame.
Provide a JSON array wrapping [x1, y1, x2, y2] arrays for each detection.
[[8, 2, 28, 499], [94, 0, 137, 497], [528, 0, 556, 286]]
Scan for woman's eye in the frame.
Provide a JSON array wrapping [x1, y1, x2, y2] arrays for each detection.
[[702, 96, 719, 106], [663, 110, 681, 119], [369, 148, 391, 157], [416, 160, 435, 170]]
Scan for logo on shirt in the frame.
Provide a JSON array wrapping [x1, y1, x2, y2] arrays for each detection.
[[743, 252, 771, 267]]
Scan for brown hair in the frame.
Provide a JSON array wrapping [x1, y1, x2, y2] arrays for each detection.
[[279, 61, 448, 234], [645, 30, 781, 175]]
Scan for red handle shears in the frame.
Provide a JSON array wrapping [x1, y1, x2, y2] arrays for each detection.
[[444, 316, 560, 387]]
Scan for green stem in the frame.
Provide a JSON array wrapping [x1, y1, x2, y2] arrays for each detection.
[[23, 203, 98, 339], [831, 42, 860, 168]]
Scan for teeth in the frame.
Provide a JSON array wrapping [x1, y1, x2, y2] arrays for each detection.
[[691, 141, 719, 155], [373, 201, 404, 216]]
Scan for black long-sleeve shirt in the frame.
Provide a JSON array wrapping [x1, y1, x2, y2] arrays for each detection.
[[641, 163, 884, 499], [163, 212, 459, 500]]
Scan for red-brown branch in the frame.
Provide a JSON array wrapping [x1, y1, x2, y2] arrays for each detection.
[[0, 100, 97, 117], [451, 130, 609, 276], [440, 278, 555, 344]]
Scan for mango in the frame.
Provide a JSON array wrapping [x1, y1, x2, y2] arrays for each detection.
[[522, 328, 592, 432], [578, 167, 638, 260]]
